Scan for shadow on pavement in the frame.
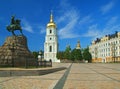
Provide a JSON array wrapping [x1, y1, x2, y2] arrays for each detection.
[[0, 67, 67, 77]]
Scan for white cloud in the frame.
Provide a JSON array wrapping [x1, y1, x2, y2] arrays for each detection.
[[56, 11, 71, 24], [58, 9, 80, 39], [59, 0, 71, 11], [102, 16, 119, 34], [101, 1, 115, 14], [83, 16, 120, 40], [57, 0, 80, 39], [106, 16, 118, 26], [39, 26, 46, 34], [57, 0, 95, 39], [79, 15, 92, 25], [83, 24, 100, 37], [22, 19, 34, 33], [110, 25, 120, 32]]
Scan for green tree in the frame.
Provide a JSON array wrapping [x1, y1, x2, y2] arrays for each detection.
[[57, 51, 64, 60], [83, 47, 92, 63], [32, 51, 39, 59], [64, 45, 71, 60], [71, 49, 83, 61]]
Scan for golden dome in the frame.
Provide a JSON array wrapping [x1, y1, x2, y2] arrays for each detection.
[[47, 12, 56, 28], [76, 40, 81, 49]]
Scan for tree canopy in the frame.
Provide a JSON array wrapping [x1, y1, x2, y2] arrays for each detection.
[[32, 51, 39, 59], [57, 46, 92, 63], [82, 47, 92, 62], [71, 49, 82, 61], [57, 51, 64, 60], [64, 45, 71, 60]]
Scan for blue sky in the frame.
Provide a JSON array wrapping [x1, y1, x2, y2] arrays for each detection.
[[0, 0, 120, 51]]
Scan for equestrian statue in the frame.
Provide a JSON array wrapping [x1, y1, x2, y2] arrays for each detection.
[[6, 16, 23, 36]]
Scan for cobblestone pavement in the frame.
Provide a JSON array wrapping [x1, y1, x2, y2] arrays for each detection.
[[0, 63, 120, 89], [63, 63, 120, 89], [0, 63, 70, 89]]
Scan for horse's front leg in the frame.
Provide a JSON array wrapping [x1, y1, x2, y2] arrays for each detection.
[[20, 29, 23, 35], [12, 31, 16, 36]]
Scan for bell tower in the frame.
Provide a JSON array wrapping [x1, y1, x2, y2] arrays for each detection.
[[44, 12, 59, 62]]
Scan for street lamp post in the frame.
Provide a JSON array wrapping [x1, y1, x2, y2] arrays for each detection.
[[39, 50, 42, 66]]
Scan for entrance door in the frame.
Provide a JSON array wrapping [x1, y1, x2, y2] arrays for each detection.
[[102, 59, 106, 63]]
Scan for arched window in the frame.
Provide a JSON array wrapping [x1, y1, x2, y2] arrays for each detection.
[[50, 30, 52, 34], [49, 46, 52, 52]]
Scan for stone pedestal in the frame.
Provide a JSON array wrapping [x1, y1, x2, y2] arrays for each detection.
[[0, 35, 36, 67]]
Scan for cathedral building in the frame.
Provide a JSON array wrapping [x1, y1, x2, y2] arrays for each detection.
[[89, 32, 120, 63], [44, 12, 60, 62], [76, 40, 81, 49]]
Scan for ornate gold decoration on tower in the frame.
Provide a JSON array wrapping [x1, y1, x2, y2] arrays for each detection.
[[47, 12, 56, 28], [76, 40, 81, 49]]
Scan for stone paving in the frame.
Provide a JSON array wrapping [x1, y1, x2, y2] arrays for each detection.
[[0, 63, 120, 89], [63, 63, 120, 89], [0, 63, 70, 89]]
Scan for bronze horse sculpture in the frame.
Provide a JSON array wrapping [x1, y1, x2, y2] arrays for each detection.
[[6, 16, 23, 36]]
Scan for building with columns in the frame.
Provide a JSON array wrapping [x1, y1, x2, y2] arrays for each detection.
[[89, 31, 120, 63], [44, 12, 60, 62]]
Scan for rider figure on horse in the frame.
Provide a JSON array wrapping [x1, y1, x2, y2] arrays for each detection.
[[6, 16, 23, 36]]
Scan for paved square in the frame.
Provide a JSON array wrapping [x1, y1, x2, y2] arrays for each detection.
[[0, 63, 120, 89], [63, 63, 120, 89]]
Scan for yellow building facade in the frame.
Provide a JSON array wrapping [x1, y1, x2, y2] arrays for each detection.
[[89, 32, 120, 63]]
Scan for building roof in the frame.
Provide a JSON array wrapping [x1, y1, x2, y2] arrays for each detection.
[[92, 31, 119, 44]]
